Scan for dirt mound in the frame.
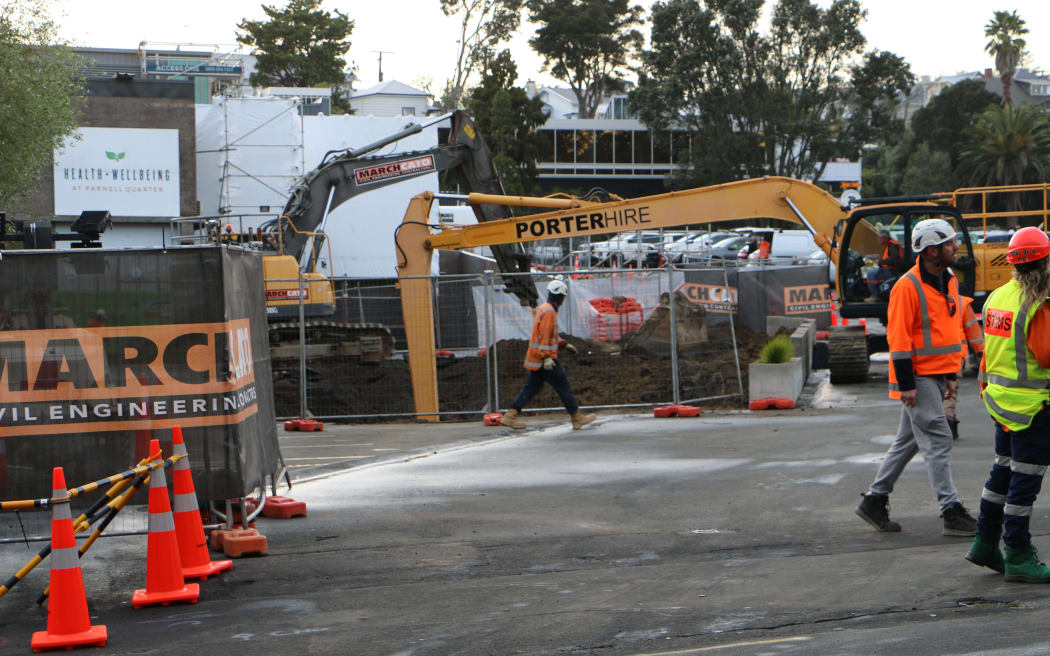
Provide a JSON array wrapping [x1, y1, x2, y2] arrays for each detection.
[[273, 322, 771, 421]]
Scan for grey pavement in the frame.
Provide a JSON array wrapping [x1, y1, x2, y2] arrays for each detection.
[[5, 361, 1050, 655]]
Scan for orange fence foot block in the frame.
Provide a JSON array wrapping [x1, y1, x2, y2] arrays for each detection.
[[222, 529, 269, 558], [653, 405, 702, 418], [483, 413, 503, 426], [749, 398, 796, 410], [284, 419, 324, 432], [261, 496, 307, 519]]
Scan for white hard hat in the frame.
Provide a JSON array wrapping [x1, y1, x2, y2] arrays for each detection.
[[546, 279, 568, 296], [911, 218, 956, 252]]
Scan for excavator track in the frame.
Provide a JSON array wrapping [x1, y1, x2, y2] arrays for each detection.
[[827, 325, 869, 384], [268, 321, 395, 367]]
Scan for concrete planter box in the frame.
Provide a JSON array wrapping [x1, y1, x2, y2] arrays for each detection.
[[748, 356, 805, 407]]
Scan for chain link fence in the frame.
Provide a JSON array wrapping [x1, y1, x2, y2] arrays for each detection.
[[268, 262, 799, 422]]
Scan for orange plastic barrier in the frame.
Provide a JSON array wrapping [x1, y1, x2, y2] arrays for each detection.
[[653, 405, 702, 418], [749, 398, 796, 410]]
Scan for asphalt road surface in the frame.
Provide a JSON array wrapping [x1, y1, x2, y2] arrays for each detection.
[[6, 366, 1050, 655]]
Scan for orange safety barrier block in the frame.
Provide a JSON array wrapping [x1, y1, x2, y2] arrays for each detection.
[[483, 413, 503, 426], [261, 496, 307, 519], [132, 440, 200, 608], [31, 467, 107, 653], [284, 419, 324, 432], [169, 426, 233, 581], [815, 330, 830, 340], [221, 528, 269, 558], [749, 398, 796, 410], [653, 405, 702, 418]]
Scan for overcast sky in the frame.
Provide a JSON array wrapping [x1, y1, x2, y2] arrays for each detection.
[[54, 0, 1050, 92]]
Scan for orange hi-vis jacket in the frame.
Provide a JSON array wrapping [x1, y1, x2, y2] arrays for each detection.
[[960, 296, 984, 357], [880, 238, 904, 272], [523, 302, 566, 371], [757, 239, 771, 259], [887, 263, 964, 399]]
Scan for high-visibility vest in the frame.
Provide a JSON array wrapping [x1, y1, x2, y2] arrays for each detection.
[[757, 239, 771, 259], [887, 264, 964, 399], [979, 280, 1050, 431], [960, 296, 984, 356], [523, 302, 562, 371], [880, 239, 903, 270]]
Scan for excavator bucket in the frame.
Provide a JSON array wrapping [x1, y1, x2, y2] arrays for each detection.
[[624, 291, 708, 356]]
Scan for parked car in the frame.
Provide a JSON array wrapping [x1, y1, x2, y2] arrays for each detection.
[[664, 231, 735, 261], [708, 234, 750, 259]]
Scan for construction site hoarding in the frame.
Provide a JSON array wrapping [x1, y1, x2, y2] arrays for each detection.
[[0, 245, 279, 502]]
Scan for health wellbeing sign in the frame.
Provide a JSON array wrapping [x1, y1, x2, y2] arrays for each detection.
[[54, 127, 180, 218]]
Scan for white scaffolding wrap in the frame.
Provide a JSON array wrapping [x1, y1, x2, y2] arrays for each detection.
[[196, 97, 445, 277]]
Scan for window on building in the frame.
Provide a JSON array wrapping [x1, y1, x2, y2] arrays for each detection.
[[611, 97, 630, 120], [614, 131, 632, 164], [672, 131, 690, 163], [556, 130, 575, 163], [576, 129, 595, 163], [634, 131, 651, 164], [537, 130, 555, 162], [653, 131, 671, 164], [401, 107, 416, 116], [596, 130, 614, 163]]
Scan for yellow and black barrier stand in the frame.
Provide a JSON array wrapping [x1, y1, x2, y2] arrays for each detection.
[[0, 450, 173, 599]]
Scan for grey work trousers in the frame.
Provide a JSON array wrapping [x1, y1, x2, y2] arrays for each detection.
[[869, 375, 960, 511]]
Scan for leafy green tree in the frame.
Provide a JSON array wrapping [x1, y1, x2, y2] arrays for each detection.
[[237, 0, 354, 113], [630, 0, 912, 188], [440, 0, 523, 110], [958, 104, 1050, 195], [527, 0, 644, 119], [0, 0, 84, 208], [984, 10, 1028, 106], [901, 143, 954, 195], [464, 50, 548, 195], [910, 79, 1000, 172]]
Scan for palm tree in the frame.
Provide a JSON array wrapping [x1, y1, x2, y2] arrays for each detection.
[[984, 10, 1028, 106], [958, 104, 1050, 211]]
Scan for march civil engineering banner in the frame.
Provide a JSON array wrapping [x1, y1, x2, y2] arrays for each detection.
[[0, 246, 279, 502], [680, 264, 832, 333]]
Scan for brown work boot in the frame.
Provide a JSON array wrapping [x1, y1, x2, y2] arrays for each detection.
[[500, 409, 526, 429], [571, 411, 596, 430]]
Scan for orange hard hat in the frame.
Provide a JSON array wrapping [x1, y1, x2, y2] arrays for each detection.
[[1007, 227, 1050, 264]]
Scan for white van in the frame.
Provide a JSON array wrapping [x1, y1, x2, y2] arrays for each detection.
[[745, 230, 819, 261]]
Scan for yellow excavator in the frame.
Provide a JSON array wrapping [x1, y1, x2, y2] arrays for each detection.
[[394, 176, 1050, 419]]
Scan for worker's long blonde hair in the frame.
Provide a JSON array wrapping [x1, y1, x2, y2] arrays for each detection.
[[1015, 256, 1050, 308]]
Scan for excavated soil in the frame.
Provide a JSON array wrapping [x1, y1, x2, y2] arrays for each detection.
[[273, 322, 774, 421]]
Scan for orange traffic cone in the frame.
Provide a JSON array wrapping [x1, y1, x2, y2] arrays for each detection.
[[170, 426, 232, 580], [131, 440, 200, 608], [31, 467, 107, 652]]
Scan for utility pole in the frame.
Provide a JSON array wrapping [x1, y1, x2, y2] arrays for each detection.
[[372, 50, 394, 82]]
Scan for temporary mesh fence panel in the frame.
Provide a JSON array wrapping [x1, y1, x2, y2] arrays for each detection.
[[0, 246, 280, 506]]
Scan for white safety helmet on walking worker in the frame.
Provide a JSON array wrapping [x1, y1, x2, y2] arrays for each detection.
[[911, 218, 956, 253], [546, 279, 568, 296]]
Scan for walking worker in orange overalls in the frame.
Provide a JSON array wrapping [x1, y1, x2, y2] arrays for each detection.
[[856, 218, 976, 536], [501, 280, 596, 431]]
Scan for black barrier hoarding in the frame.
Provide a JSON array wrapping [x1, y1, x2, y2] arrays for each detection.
[[738, 265, 832, 331], [680, 265, 831, 333], [0, 246, 279, 503]]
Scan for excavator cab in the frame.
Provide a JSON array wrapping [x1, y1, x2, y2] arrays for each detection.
[[837, 203, 976, 320]]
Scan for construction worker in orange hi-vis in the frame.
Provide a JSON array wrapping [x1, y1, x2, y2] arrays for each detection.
[[501, 280, 596, 431], [966, 227, 1050, 582], [943, 295, 984, 440], [757, 235, 771, 259], [856, 218, 977, 537]]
